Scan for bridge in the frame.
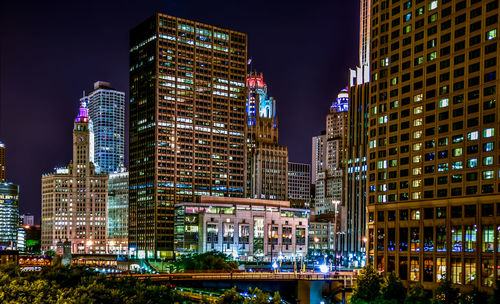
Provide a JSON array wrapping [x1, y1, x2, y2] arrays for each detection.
[[127, 272, 356, 303]]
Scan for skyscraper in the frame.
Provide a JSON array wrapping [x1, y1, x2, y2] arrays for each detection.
[[246, 72, 288, 201], [83, 81, 125, 174], [0, 142, 5, 182], [107, 170, 129, 255], [314, 90, 349, 216], [367, 0, 500, 290], [129, 14, 247, 259], [0, 182, 19, 250], [288, 162, 311, 208], [41, 100, 108, 254], [311, 132, 326, 184]]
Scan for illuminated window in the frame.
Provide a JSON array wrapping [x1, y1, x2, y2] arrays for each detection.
[[484, 142, 494, 152], [404, 24, 412, 34], [391, 77, 398, 86], [378, 160, 388, 169], [410, 257, 420, 281], [416, 7, 424, 16], [378, 195, 387, 203], [436, 258, 446, 282], [371, 107, 377, 114], [413, 168, 422, 175], [381, 57, 390, 67], [413, 143, 422, 151], [483, 170, 494, 180], [404, 13, 412, 22], [452, 226, 463, 252], [414, 94, 423, 103], [467, 131, 479, 141], [482, 225, 494, 252], [389, 159, 398, 167], [467, 158, 478, 168], [414, 118, 423, 126], [438, 163, 448, 172], [439, 98, 449, 108], [482, 259, 495, 287], [452, 148, 462, 157], [413, 155, 422, 163], [486, 29, 497, 40], [429, 13, 438, 23], [483, 128, 495, 138], [483, 156, 494, 166], [412, 180, 421, 188], [370, 140, 377, 148], [428, 51, 437, 61], [412, 192, 421, 199], [452, 161, 463, 170], [464, 259, 476, 285], [414, 130, 422, 139], [451, 258, 462, 284], [378, 116, 388, 124], [414, 106, 423, 114], [428, 0, 438, 11], [415, 56, 424, 65]]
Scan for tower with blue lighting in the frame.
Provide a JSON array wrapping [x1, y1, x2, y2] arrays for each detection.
[[246, 72, 288, 200]]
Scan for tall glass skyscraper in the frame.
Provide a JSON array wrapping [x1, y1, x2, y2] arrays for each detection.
[[0, 182, 19, 250], [82, 81, 125, 174]]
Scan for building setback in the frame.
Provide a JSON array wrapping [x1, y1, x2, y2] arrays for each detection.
[[129, 14, 247, 259], [41, 100, 108, 254], [367, 0, 500, 291], [246, 72, 288, 201], [83, 81, 126, 174], [0, 182, 19, 250]]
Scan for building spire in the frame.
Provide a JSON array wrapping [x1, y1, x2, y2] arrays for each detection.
[[75, 99, 89, 123]]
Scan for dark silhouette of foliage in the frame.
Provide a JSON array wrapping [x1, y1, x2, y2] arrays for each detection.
[[380, 272, 407, 304], [432, 280, 459, 304], [351, 265, 383, 304], [172, 251, 239, 272]]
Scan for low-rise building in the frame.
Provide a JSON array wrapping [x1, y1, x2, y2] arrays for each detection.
[[174, 196, 309, 261]]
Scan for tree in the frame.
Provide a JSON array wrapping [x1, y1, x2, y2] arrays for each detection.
[[217, 287, 244, 304], [172, 251, 239, 272], [351, 265, 382, 304], [404, 284, 430, 304], [380, 272, 407, 304], [433, 280, 459, 304], [244, 287, 282, 304], [460, 288, 488, 304]]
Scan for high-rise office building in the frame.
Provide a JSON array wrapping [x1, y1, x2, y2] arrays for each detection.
[[129, 14, 247, 259], [311, 132, 326, 184], [41, 100, 108, 254], [314, 90, 349, 216], [367, 0, 500, 291], [83, 81, 125, 174], [246, 72, 288, 201], [0, 142, 5, 182], [107, 170, 129, 255], [288, 162, 311, 208], [0, 182, 19, 250], [343, 0, 372, 261]]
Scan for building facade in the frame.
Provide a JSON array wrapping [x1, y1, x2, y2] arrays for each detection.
[[367, 0, 500, 291], [0, 183, 19, 250], [314, 90, 349, 216], [0, 142, 5, 182], [288, 162, 311, 208], [41, 100, 108, 254], [311, 132, 327, 184], [83, 81, 125, 174], [107, 170, 129, 255], [246, 72, 288, 201], [174, 196, 309, 261], [129, 14, 247, 259]]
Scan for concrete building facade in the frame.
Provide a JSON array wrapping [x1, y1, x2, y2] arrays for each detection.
[[41, 100, 108, 254], [174, 196, 309, 261]]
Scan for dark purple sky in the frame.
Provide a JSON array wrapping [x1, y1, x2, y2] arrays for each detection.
[[0, 0, 359, 221]]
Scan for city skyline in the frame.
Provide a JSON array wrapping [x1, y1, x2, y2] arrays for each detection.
[[0, 0, 359, 220]]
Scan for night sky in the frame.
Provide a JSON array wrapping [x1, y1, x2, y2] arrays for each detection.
[[0, 0, 359, 222]]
